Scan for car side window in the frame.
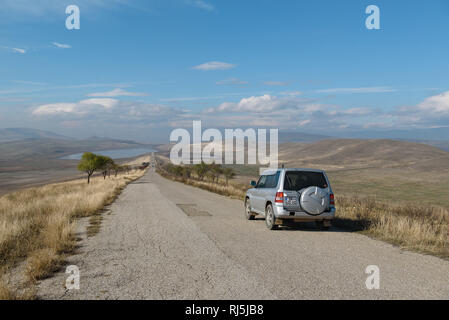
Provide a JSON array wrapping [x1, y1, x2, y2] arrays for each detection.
[[265, 172, 280, 188], [256, 175, 267, 188]]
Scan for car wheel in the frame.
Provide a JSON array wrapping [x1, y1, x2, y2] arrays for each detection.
[[315, 220, 330, 230], [245, 198, 255, 220], [265, 204, 277, 230]]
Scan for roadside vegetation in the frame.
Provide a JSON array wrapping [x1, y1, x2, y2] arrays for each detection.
[[0, 153, 148, 299], [78, 152, 134, 183], [157, 162, 247, 199], [158, 161, 448, 260]]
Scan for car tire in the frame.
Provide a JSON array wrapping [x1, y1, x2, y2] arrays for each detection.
[[265, 204, 278, 230], [315, 220, 330, 230], [245, 198, 255, 220]]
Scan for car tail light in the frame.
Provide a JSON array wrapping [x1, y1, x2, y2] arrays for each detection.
[[330, 193, 335, 206], [275, 192, 284, 203]]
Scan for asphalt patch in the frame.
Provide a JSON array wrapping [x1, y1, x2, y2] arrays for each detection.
[[176, 204, 211, 217]]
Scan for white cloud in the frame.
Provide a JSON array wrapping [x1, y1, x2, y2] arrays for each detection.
[[298, 119, 311, 126], [33, 98, 119, 115], [28, 91, 449, 133], [263, 81, 288, 86], [316, 87, 396, 94], [417, 91, 449, 113], [1, 46, 27, 54], [216, 78, 248, 86], [280, 91, 302, 96], [11, 80, 47, 85], [192, 61, 236, 71], [31, 98, 182, 128], [0, 0, 140, 18], [11, 47, 26, 54], [87, 88, 148, 97], [391, 91, 449, 127], [33, 103, 78, 115], [161, 96, 222, 102], [52, 42, 71, 49], [209, 94, 314, 114], [186, 0, 216, 12], [81, 98, 118, 109], [201, 94, 383, 130], [327, 107, 374, 116], [213, 95, 282, 113]]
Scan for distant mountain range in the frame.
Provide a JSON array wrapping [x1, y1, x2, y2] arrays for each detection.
[[278, 131, 332, 143], [337, 127, 449, 141], [0, 128, 72, 142], [278, 129, 449, 152], [1, 127, 448, 152], [0, 128, 153, 162]]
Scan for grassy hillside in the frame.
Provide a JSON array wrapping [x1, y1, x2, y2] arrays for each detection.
[[229, 139, 449, 211], [279, 139, 449, 170]]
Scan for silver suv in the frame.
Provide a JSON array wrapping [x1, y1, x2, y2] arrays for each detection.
[[245, 168, 335, 230]]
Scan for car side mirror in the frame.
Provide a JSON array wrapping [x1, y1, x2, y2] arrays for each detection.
[[250, 181, 257, 187]]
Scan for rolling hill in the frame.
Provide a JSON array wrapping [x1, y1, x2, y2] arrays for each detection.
[[278, 139, 449, 172], [0, 128, 72, 142], [0, 138, 146, 162], [275, 139, 449, 209]]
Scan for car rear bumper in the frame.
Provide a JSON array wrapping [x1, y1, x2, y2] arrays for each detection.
[[273, 205, 335, 221]]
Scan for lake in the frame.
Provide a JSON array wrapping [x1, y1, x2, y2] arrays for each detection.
[[62, 148, 156, 160]]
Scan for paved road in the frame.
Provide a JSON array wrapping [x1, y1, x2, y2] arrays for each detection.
[[38, 169, 449, 299]]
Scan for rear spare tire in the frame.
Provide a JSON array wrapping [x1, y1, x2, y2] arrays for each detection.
[[300, 186, 329, 216]]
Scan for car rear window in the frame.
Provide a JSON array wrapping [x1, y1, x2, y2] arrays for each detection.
[[283, 171, 327, 190]]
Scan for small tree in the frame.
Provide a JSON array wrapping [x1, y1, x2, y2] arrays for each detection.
[[193, 161, 209, 181], [182, 166, 192, 179], [97, 155, 114, 180], [223, 167, 236, 186], [120, 165, 130, 174], [112, 163, 121, 177], [78, 152, 101, 184], [210, 163, 223, 183]]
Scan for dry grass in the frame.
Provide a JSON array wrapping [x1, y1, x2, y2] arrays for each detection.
[[25, 248, 62, 282], [86, 214, 104, 237], [334, 196, 449, 258], [159, 168, 449, 260], [0, 281, 16, 300], [0, 170, 144, 299], [0, 278, 36, 300]]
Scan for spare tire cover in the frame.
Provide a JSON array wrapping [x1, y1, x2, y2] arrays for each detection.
[[300, 187, 329, 216]]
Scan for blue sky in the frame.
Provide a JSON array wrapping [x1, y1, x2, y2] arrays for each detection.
[[1, 0, 449, 142]]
